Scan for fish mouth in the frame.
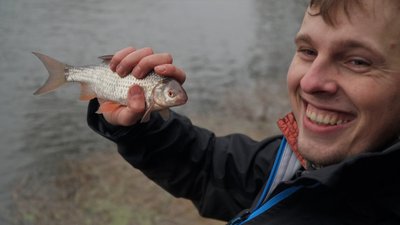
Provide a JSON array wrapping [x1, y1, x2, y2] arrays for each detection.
[[304, 102, 356, 126], [178, 96, 188, 105], [168, 89, 188, 107], [177, 89, 188, 105]]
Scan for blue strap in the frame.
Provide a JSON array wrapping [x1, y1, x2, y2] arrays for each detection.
[[228, 138, 302, 225], [241, 185, 302, 224], [254, 138, 287, 209]]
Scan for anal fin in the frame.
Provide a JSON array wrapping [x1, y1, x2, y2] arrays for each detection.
[[79, 84, 97, 101], [97, 101, 123, 114]]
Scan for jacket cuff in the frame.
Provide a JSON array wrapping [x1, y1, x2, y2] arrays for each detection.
[[86, 99, 165, 142]]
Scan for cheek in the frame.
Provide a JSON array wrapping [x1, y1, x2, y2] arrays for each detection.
[[286, 58, 302, 95], [286, 59, 305, 119], [350, 78, 399, 112], [350, 79, 400, 136], [380, 87, 400, 138]]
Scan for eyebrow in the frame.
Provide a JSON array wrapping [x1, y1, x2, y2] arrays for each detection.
[[294, 34, 313, 45]]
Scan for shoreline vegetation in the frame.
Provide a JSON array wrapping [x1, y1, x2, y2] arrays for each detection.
[[11, 150, 224, 225]]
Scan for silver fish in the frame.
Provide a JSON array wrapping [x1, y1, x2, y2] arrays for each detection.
[[33, 52, 188, 122]]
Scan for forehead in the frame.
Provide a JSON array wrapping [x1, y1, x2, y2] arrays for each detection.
[[309, 0, 400, 27], [303, 0, 400, 45]]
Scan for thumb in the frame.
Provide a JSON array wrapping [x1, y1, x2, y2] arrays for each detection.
[[104, 85, 146, 126], [126, 85, 146, 114]]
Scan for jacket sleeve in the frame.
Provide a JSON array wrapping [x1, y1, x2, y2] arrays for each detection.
[[87, 99, 281, 221]]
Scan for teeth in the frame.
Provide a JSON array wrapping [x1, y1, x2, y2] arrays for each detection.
[[323, 115, 330, 125], [316, 114, 323, 123], [306, 106, 350, 126], [309, 111, 317, 121]]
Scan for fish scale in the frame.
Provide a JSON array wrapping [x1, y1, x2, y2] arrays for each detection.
[[67, 65, 164, 106]]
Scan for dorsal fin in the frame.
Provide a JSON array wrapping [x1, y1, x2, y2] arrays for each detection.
[[98, 55, 114, 65]]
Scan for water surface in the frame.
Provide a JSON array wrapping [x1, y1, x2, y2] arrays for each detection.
[[0, 0, 306, 222]]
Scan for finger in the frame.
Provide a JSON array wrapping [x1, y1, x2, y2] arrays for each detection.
[[154, 64, 186, 84], [100, 103, 125, 126], [118, 85, 146, 125], [132, 53, 173, 79], [110, 47, 136, 72], [117, 47, 154, 77], [100, 85, 146, 126]]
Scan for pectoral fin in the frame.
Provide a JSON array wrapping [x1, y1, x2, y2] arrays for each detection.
[[140, 101, 155, 123], [159, 109, 171, 121]]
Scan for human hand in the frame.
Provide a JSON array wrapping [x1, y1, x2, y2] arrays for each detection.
[[99, 47, 186, 126]]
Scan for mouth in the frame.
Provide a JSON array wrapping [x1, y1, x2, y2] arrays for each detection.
[[305, 102, 355, 126]]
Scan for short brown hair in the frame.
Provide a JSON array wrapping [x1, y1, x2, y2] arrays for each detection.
[[308, 0, 363, 26]]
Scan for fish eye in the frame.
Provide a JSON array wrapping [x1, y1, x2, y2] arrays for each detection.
[[167, 90, 176, 98]]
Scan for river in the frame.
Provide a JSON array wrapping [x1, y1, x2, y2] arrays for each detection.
[[0, 0, 306, 223]]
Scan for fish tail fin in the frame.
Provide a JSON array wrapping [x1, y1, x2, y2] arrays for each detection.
[[33, 52, 67, 95]]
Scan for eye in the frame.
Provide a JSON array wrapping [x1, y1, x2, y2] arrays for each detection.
[[349, 58, 371, 66], [345, 57, 372, 73], [297, 47, 317, 61], [167, 90, 176, 98]]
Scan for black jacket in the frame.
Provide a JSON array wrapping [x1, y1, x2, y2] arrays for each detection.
[[87, 100, 400, 225]]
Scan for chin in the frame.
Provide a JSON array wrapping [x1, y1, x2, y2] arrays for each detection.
[[297, 137, 349, 166]]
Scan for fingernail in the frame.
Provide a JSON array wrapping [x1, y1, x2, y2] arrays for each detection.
[[109, 63, 116, 71], [132, 66, 144, 78], [129, 85, 142, 97], [116, 65, 127, 76], [155, 65, 166, 74]]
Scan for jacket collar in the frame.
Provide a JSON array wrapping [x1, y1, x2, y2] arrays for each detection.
[[277, 112, 400, 215], [276, 112, 308, 168]]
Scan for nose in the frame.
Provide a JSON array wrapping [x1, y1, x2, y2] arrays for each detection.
[[300, 56, 339, 95]]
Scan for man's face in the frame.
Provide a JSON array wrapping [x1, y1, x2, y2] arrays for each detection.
[[287, 0, 400, 166]]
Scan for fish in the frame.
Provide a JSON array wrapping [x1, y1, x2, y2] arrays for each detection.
[[32, 52, 188, 122]]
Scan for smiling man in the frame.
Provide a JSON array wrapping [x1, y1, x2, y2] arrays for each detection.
[[88, 0, 400, 224], [289, 0, 400, 167]]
